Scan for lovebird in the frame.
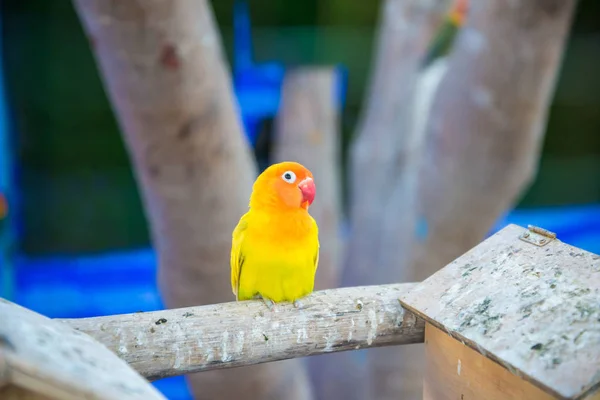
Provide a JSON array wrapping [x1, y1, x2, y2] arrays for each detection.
[[230, 161, 319, 310]]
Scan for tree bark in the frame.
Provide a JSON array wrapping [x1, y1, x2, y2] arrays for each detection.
[[272, 67, 342, 291], [72, 1, 309, 399], [411, 0, 578, 281], [387, 1, 577, 399], [60, 283, 423, 380], [343, 0, 450, 288], [339, 1, 450, 399], [368, 54, 450, 400]]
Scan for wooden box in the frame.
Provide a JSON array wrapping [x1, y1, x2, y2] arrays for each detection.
[[400, 224, 600, 400]]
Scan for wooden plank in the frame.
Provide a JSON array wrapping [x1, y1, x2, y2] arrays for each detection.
[[60, 283, 424, 380], [423, 323, 555, 400], [0, 298, 165, 400], [0, 385, 55, 400], [400, 224, 600, 400]]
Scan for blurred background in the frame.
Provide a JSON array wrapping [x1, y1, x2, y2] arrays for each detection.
[[1, 1, 599, 399]]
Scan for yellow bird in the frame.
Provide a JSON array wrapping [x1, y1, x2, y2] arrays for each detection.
[[230, 161, 319, 310]]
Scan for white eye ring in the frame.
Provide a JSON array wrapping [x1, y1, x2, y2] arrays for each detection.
[[281, 170, 296, 183]]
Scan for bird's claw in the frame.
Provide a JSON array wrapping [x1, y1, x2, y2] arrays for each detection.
[[293, 299, 304, 309], [262, 297, 275, 311]]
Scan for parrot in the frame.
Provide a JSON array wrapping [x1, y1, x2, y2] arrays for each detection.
[[0, 193, 6, 220], [230, 161, 319, 310], [422, 0, 469, 68]]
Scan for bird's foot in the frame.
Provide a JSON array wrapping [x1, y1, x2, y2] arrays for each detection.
[[262, 297, 275, 311], [293, 299, 304, 309]]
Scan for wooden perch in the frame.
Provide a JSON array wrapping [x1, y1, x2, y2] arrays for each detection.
[[273, 67, 343, 291], [0, 298, 165, 400], [59, 283, 423, 381]]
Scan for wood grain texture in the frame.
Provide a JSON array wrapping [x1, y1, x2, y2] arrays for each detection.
[[60, 284, 424, 381], [0, 298, 165, 400], [584, 390, 600, 400], [400, 224, 600, 400], [423, 323, 555, 400], [0, 386, 55, 400]]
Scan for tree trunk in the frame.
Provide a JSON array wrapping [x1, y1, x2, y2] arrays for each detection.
[[337, 1, 451, 399], [386, 1, 577, 399], [411, 0, 578, 280], [367, 53, 450, 400], [343, 0, 450, 289], [272, 67, 342, 291], [271, 67, 343, 400], [72, 1, 310, 399]]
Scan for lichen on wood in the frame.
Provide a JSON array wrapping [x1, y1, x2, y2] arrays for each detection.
[[400, 224, 600, 400], [59, 283, 424, 381]]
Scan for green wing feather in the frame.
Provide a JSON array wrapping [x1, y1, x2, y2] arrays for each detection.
[[230, 212, 249, 300]]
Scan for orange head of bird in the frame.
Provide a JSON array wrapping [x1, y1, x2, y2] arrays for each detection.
[[449, 0, 468, 26], [249, 161, 316, 211], [0, 193, 7, 220]]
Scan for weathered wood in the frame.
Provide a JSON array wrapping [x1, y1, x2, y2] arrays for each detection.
[[60, 283, 423, 381], [71, 1, 308, 399], [423, 323, 555, 400], [0, 386, 55, 400], [0, 298, 165, 400], [585, 390, 600, 400], [272, 67, 342, 291], [400, 224, 600, 400]]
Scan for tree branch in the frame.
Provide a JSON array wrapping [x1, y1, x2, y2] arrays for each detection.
[[344, 0, 450, 290], [272, 67, 343, 291], [59, 283, 423, 381], [410, 0, 578, 281], [381, 2, 577, 397]]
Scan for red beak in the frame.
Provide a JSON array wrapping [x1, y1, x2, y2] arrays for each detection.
[[298, 177, 316, 209]]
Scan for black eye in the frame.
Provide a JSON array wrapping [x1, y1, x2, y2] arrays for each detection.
[[281, 170, 296, 183]]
